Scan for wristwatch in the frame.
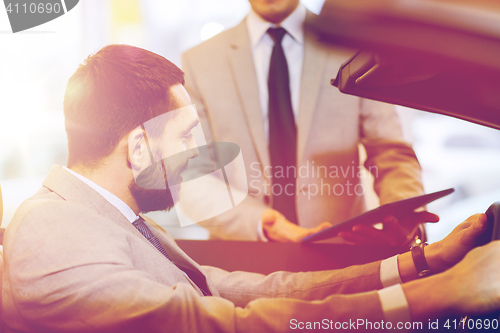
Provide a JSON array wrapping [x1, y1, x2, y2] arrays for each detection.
[[411, 242, 431, 278]]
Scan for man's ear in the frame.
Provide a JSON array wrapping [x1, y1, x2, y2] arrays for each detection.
[[127, 126, 150, 176]]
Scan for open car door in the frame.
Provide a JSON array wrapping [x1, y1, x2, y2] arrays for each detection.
[[309, 1, 500, 329], [311, 0, 500, 130]]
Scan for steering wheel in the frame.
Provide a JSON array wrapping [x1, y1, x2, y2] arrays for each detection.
[[456, 203, 500, 332]]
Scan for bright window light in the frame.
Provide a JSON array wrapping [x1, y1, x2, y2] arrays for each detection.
[[200, 22, 224, 41]]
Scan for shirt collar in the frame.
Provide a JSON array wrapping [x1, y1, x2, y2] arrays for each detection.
[[63, 166, 139, 223], [246, 3, 306, 47]]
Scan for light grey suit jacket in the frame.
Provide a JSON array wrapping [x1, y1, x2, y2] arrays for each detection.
[[2, 166, 385, 332], [181, 12, 424, 240]]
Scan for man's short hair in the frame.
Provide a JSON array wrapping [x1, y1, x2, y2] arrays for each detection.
[[63, 44, 185, 168]]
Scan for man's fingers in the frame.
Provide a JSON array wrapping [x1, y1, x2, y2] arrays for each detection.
[[339, 223, 399, 245], [463, 213, 488, 239], [353, 223, 402, 246], [419, 211, 440, 223], [266, 216, 329, 243], [261, 208, 282, 225], [338, 231, 379, 245], [401, 211, 439, 224], [473, 213, 488, 232], [450, 213, 486, 234], [296, 222, 333, 242], [276, 218, 301, 243], [444, 240, 500, 315], [382, 215, 400, 230], [313, 222, 332, 232]]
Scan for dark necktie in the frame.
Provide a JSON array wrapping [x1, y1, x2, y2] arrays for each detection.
[[267, 27, 298, 224], [133, 217, 211, 296]]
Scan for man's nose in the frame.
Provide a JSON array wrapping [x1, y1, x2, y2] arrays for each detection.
[[187, 146, 199, 160], [186, 136, 199, 159]]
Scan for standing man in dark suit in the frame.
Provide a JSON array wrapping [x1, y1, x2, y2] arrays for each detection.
[[181, 0, 427, 244]]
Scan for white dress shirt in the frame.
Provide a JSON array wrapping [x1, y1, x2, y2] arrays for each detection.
[[63, 166, 138, 223], [246, 3, 306, 141], [251, 3, 304, 238]]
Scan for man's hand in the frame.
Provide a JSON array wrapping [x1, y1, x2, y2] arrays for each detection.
[[261, 209, 332, 243], [425, 213, 488, 274], [338, 211, 439, 247], [397, 213, 488, 282], [402, 240, 500, 321], [442, 240, 500, 315]]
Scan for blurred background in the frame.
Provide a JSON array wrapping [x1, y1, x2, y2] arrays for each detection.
[[1, 0, 499, 243]]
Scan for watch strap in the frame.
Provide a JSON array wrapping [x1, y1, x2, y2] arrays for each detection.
[[411, 242, 431, 278]]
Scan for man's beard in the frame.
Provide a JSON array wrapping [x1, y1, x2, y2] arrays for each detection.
[[129, 159, 180, 213]]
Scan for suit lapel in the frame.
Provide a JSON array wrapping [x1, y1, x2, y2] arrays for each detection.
[[42, 166, 134, 231], [43, 167, 171, 272], [145, 217, 219, 296], [297, 12, 329, 163], [227, 20, 271, 173], [225, 14, 329, 173], [43, 165, 216, 296]]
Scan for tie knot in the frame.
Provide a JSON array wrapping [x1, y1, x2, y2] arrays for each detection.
[[133, 217, 153, 240], [267, 27, 287, 44]]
